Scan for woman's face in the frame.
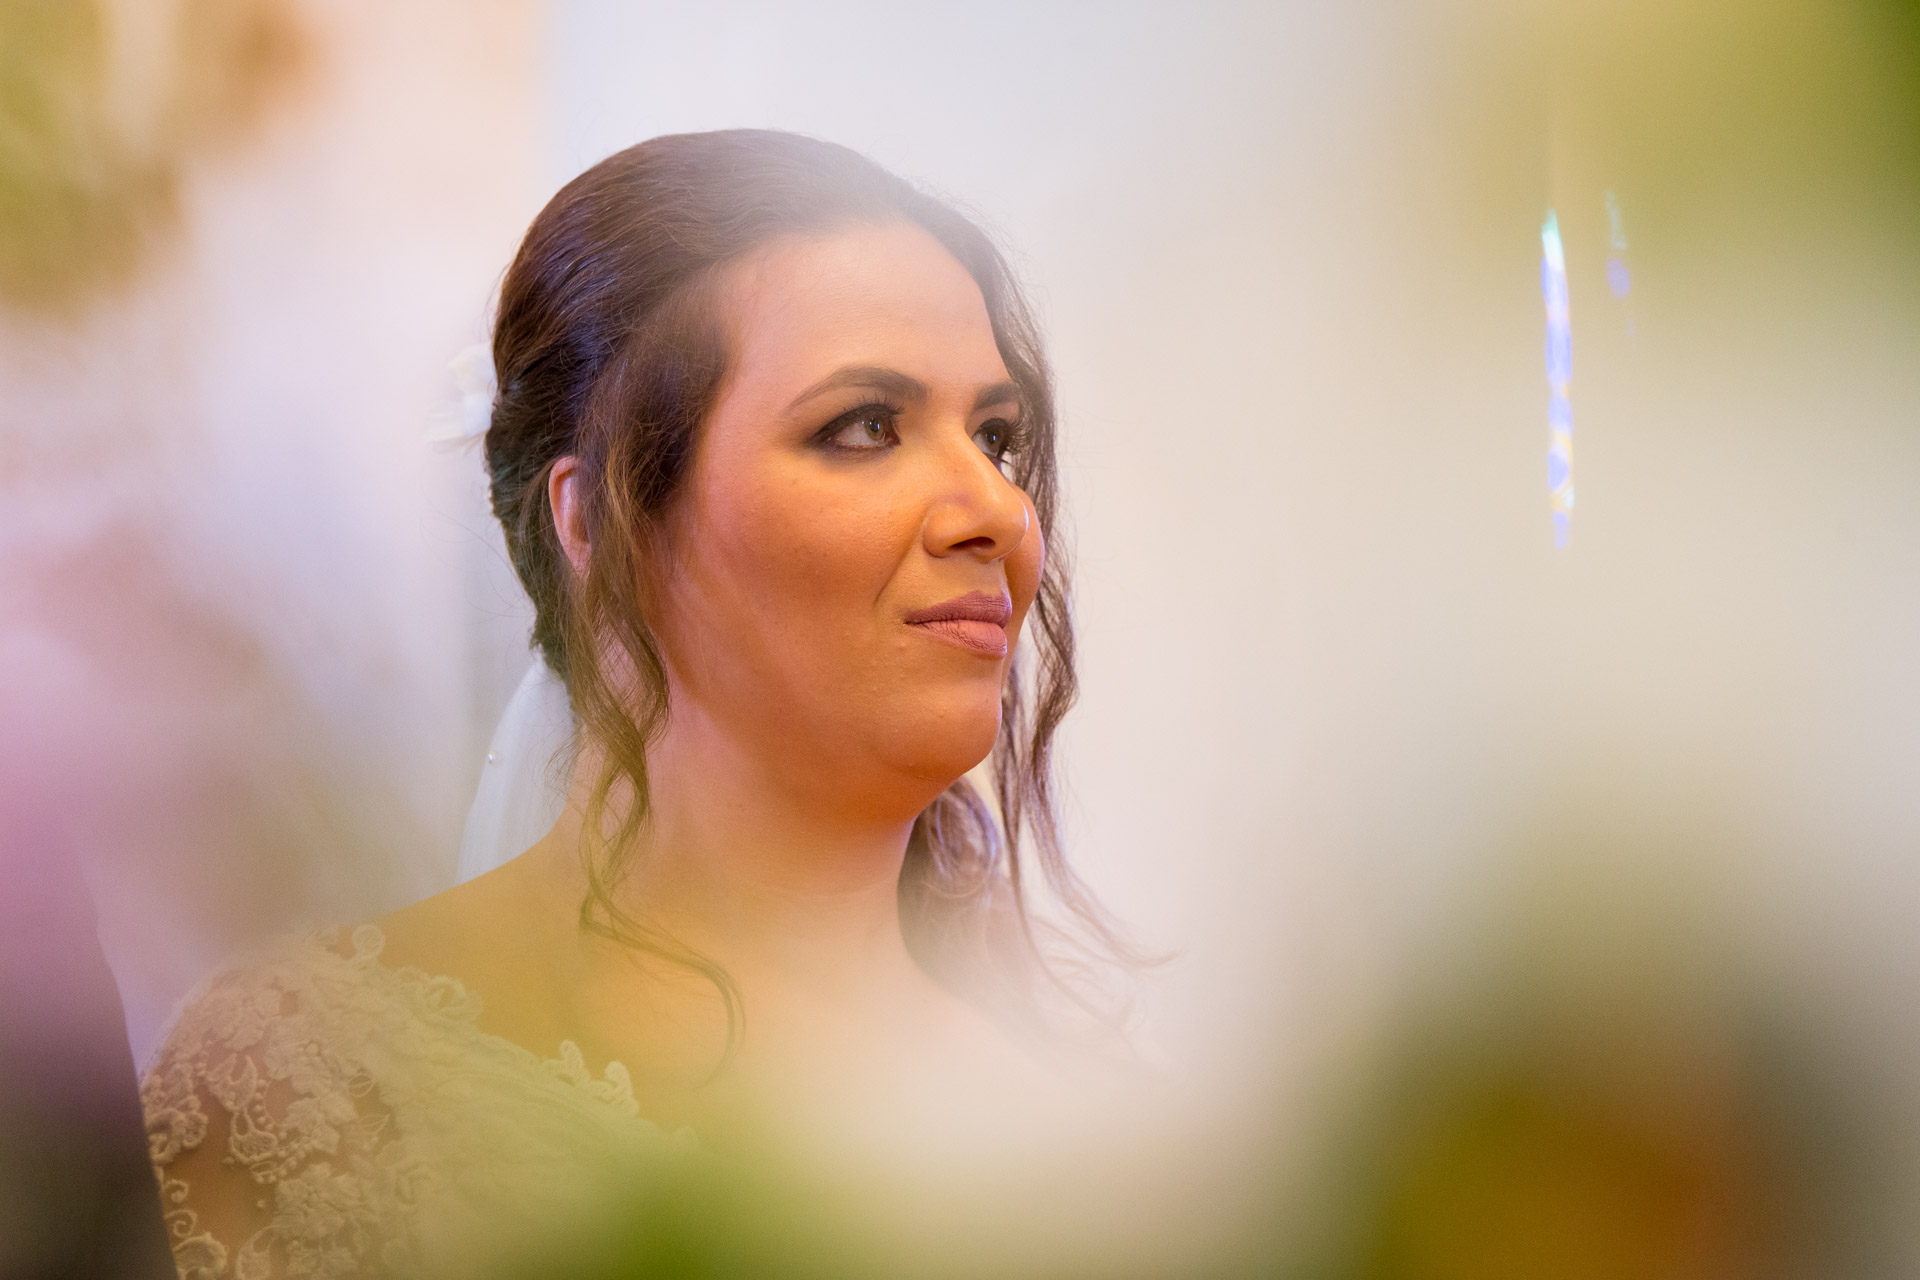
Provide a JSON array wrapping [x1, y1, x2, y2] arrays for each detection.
[[652, 220, 1044, 820]]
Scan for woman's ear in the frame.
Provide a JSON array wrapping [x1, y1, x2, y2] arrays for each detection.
[[548, 456, 591, 576]]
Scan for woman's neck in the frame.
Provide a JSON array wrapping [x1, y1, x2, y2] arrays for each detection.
[[536, 712, 949, 1036], [375, 718, 1013, 1141], [509, 722, 975, 1138], [644, 726, 912, 952]]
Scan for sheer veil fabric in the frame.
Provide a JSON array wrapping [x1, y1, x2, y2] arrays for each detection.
[[458, 659, 573, 882]]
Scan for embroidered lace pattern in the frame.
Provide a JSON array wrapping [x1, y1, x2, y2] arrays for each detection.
[[140, 925, 674, 1279]]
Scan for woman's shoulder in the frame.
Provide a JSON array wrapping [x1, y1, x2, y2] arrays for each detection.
[[144, 923, 475, 1082], [142, 906, 671, 1163], [138, 925, 437, 1278], [138, 918, 673, 1278], [139, 924, 476, 1177]]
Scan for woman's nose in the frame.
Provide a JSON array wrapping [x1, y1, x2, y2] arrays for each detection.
[[919, 431, 1029, 563]]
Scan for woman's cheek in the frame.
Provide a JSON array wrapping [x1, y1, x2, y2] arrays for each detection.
[[760, 479, 873, 592]]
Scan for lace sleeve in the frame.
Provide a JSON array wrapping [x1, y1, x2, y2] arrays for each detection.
[[140, 945, 417, 1280]]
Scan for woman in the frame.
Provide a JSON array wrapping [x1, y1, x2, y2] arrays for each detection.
[[141, 129, 1129, 1278]]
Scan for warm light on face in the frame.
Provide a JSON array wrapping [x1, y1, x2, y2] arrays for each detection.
[[650, 221, 1044, 814]]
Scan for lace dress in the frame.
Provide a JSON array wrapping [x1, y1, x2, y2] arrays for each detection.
[[139, 924, 687, 1279]]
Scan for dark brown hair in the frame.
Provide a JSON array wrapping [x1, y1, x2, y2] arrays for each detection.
[[486, 129, 1131, 1046]]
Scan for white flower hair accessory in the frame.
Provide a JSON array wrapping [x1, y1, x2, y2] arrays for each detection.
[[428, 341, 498, 444]]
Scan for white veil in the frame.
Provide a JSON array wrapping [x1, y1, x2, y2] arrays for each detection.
[[456, 658, 574, 883], [439, 344, 576, 882]]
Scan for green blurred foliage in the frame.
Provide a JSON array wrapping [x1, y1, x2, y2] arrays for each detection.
[[0, 1, 159, 311], [483, 1145, 892, 1280]]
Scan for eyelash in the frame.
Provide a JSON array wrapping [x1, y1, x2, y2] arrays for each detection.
[[974, 416, 1026, 471], [814, 402, 1028, 472]]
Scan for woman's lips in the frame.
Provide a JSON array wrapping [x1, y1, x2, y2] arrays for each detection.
[[903, 590, 1011, 657], [909, 617, 1008, 656]]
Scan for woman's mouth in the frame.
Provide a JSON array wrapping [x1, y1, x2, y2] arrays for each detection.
[[903, 591, 1011, 657]]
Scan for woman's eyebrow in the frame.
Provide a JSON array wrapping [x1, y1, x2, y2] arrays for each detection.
[[972, 380, 1022, 413], [786, 365, 926, 412]]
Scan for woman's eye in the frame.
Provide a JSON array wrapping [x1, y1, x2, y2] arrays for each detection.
[[823, 406, 898, 451], [973, 418, 1019, 468]]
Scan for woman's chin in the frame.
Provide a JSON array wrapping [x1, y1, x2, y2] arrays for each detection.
[[880, 713, 1001, 791]]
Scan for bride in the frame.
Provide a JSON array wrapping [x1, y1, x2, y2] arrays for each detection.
[[140, 129, 1131, 1278]]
